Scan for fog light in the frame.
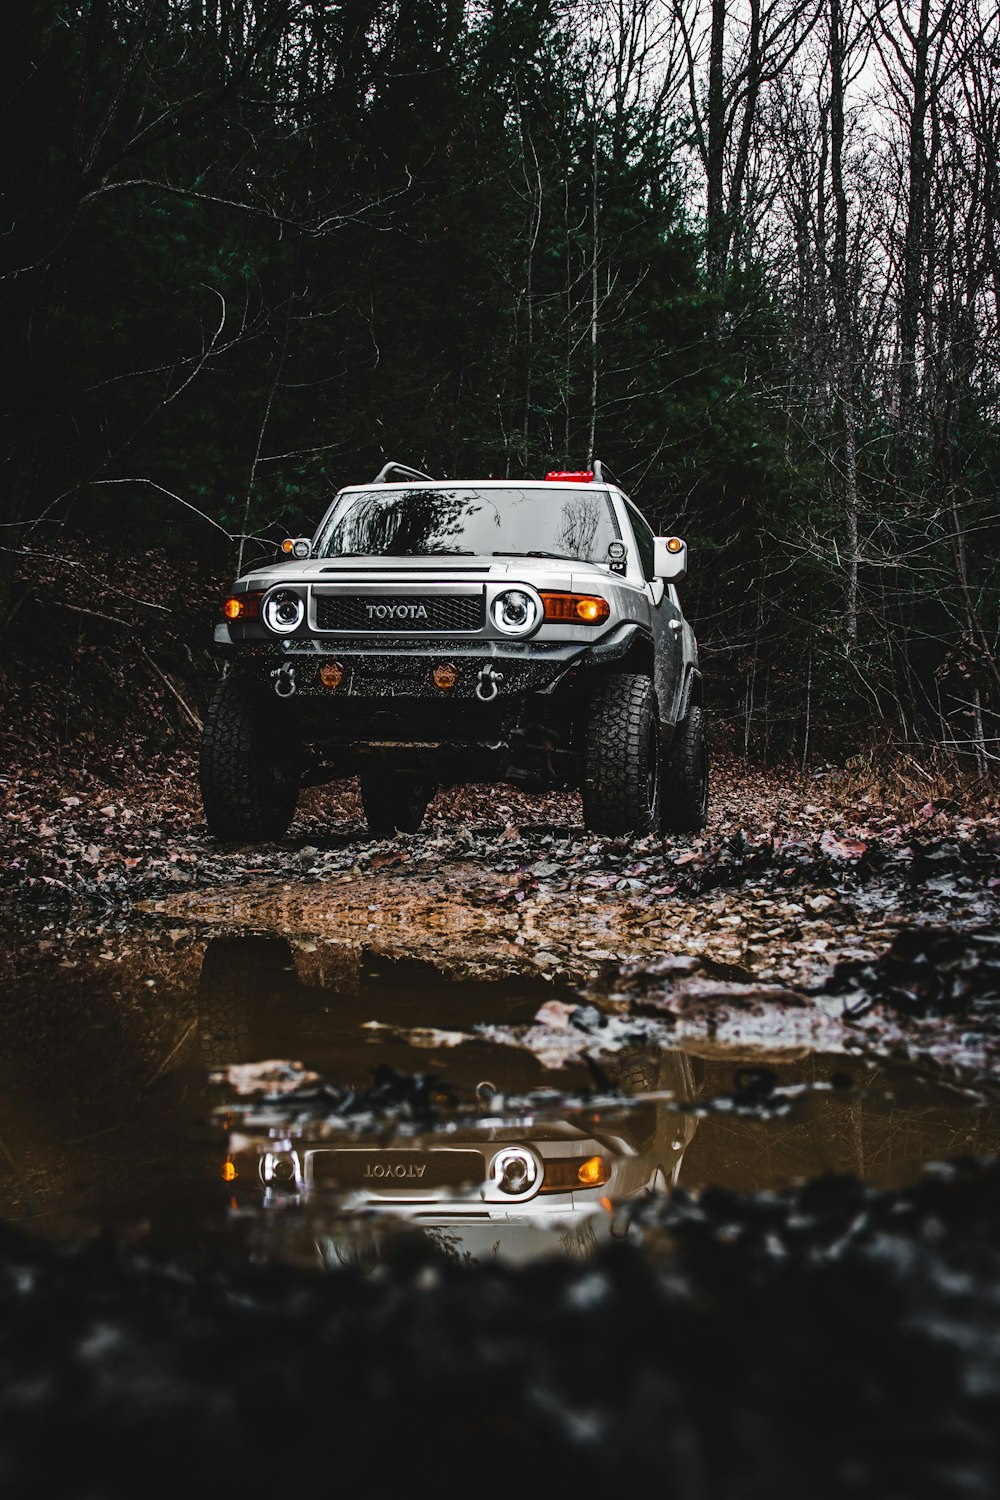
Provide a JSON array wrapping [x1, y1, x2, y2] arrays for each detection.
[[320, 662, 344, 689], [432, 662, 459, 690]]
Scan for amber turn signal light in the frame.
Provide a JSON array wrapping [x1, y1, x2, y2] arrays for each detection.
[[223, 593, 261, 620], [320, 662, 344, 689], [665, 536, 684, 553], [222, 1159, 237, 1183], [539, 1155, 611, 1192], [432, 662, 459, 690], [539, 591, 610, 624]]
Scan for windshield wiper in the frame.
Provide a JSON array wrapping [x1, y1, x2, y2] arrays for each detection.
[[408, 548, 476, 556], [492, 549, 577, 561]]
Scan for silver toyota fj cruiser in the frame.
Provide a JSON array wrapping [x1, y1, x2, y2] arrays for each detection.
[[202, 461, 706, 839]]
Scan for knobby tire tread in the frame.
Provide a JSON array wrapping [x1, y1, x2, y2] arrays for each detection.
[[200, 675, 297, 842], [661, 703, 708, 834], [581, 673, 660, 837]]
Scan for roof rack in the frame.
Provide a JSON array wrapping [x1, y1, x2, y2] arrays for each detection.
[[371, 461, 436, 484]]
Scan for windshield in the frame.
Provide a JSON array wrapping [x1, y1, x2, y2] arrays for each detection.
[[314, 486, 620, 564]]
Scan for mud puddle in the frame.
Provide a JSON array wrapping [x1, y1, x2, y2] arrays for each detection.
[[1, 915, 999, 1271]]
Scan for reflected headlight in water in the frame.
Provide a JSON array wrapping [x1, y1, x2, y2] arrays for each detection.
[[492, 1147, 539, 1195], [260, 1151, 300, 1186]]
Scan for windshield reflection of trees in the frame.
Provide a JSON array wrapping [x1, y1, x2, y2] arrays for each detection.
[[317, 487, 616, 561]]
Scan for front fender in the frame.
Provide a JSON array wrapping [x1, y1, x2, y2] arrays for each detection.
[[579, 622, 654, 672]]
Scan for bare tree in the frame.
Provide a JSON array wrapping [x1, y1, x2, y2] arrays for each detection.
[[671, 0, 823, 315]]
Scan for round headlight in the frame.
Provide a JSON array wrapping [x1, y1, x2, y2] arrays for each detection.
[[491, 588, 541, 637], [492, 1147, 539, 1196], [263, 589, 305, 634]]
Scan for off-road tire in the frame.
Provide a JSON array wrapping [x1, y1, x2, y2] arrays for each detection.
[[360, 770, 436, 836], [612, 1047, 702, 1099], [581, 673, 661, 836], [199, 674, 299, 841], [660, 703, 708, 834]]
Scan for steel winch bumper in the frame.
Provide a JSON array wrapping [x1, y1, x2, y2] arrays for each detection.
[[220, 636, 594, 703]]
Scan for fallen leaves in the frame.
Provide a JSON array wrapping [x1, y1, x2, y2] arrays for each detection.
[[819, 831, 869, 860]]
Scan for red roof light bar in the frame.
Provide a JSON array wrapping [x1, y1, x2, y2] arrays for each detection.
[[544, 470, 593, 483]]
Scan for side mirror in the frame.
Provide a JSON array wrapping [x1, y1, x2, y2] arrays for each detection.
[[280, 537, 312, 560], [653, 536, 687, 581]]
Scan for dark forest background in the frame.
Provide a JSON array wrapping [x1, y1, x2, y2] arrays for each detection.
[[2, 0, 998, 769]]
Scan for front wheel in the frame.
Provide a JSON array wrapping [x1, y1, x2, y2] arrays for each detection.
[[199, 675, 299, 841], [660, 704, 708, 834], [581, 674, 661, 837], [359, 769, 437, 836]]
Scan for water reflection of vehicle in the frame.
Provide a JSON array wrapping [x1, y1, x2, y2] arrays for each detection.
[[223, 1050, 700, 1268]]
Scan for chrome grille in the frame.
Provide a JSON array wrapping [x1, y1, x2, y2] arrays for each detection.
[[314, 593, 485, 632]]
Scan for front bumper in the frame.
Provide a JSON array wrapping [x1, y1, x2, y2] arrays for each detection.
[[212, 621, 642, 698], [213, 626, 593, 701]]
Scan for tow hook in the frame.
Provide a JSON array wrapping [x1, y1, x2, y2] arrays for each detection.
[[475, 662, 504, 702], [271, 665, 297, 698]]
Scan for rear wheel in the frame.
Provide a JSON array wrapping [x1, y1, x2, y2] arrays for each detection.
[[199, 675, 299, 841], [660, 704, 708, 834], [581, 674, 661, 836], [360, 769, 436, 836]]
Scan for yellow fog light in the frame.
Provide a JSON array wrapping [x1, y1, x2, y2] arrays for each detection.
[[320, 662, 344, 689], [432, 662, 459, 690]]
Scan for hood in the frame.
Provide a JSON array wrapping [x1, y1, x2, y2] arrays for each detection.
[[237, 554, 609, 588]]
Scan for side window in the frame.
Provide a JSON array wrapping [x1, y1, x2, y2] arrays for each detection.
[[625, 502, 655, 581]]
